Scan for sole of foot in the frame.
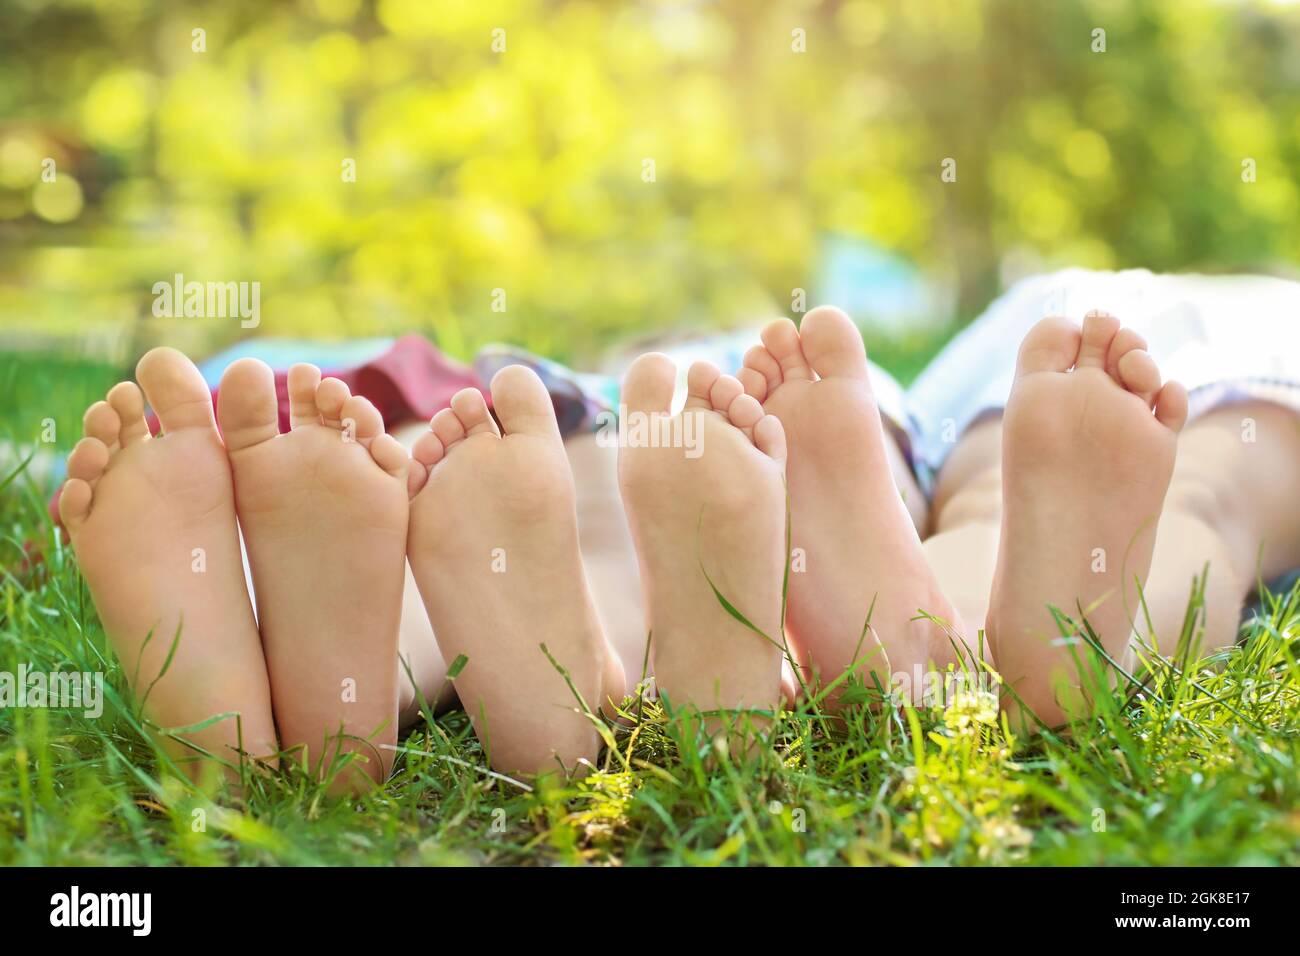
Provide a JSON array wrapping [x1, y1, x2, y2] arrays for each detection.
[[218, 361, 410, 792], [739, 307, 974, 705], [407, 365, 625, 778], [618, 353, 791, 739], [61, 348, 277, 781], [988, 311, 1188, 727]]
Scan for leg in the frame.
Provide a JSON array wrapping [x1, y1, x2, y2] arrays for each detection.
[[1139, 401, 1300, 656], [926, 329, 1300, 726], [62, 350, 278, 780], [406, 367, 624, 776], [738, 308, 969, 700], [618, 355, 789, 728], [219, 362, 410, 791]]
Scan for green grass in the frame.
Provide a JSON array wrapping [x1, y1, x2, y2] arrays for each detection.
[[2, 353, 1298, 866]]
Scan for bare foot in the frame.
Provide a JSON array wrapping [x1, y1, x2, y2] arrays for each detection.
[[407, 366, 624, 777], [218, 361, 409, 790], [618, 354, 789, 728], [989, 312, 1188, 725], [739, 308, 972, 702], [60, 348, 277, 778]]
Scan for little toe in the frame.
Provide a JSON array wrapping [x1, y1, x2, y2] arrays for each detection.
[[107, 381, 151, 447], [1015, 316, 1083, 376], [288, 364, 323, 428], [623, 352, 676, 416], [491, 365, 561, 440], [339, 394, 385, 446], [1105, 327, 1148, 382], [742, 344, 783, 396], [137, 347, 217, 434], [1076, 310, 1122, 369], [798, 305, 869, 380], [449, 387, 499, 438], [685, 361, 723, 410], [1154, 381, 1189, 433], [760, 318, 813, 382], [217, 358, 281, 453], [369, 432, 410, 479], [411, 428, 446, 471], [316, 377, 352, 427], [59, 478, 94, 532], [708, 373, 745, 414], [1116, 349, 1161, 406], [752, 413, 787, 465], [82, 401, 122, 452], [725, 392, 765, 434]]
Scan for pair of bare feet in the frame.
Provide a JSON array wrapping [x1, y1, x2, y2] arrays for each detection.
[[63, 351, 623, 787]]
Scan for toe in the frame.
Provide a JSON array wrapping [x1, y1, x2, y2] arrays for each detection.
[[369, 432, 410, 479], [411, 428, 445, 472], [709, 374, 745, 414], [339, 394, 385, 445], [82, 401, 121, 452], [742, 345, 782, 396], [59, 478, 94, 532], [1015, 316, 1083, 376], [622, 352, 676, 416], [136, 347, 217, 434], [1104, 327, 1148, 382], [760, 318, 813, 382], [217, 358, 281, 452], [407, 458, 430, 498], [106, 381, 151, 446], [685, 361, 722, 410], [67, 436, 110, 486], [492, 365, 561, 440], [1076, 310, 1121, 369], [798, 306, 868, 380], [1154, 381, 1189, 433], [430, 407, 467, 449], [725, 392, 765, 433], [1116, 349, 1161, 406], [752, 413, 787, 465], [288, 364, 323, 428], [316, 377, 352, 427], [449, 386, 500, 438], [736, 367, 768, 403]]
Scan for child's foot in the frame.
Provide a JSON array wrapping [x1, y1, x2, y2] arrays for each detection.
[[407, 366, 625, 777], [60, 348, 277, 777], [988, 312, 1188, 725], [739, 308, 971, 701], [618, 354, 789, 725], [218, 361, 410, 790]]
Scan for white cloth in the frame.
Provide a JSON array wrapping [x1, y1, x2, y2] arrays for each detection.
[[904, 268, 1300, 492]]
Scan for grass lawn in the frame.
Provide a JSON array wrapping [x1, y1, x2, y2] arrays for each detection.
[[2, 352, 1298, 866]]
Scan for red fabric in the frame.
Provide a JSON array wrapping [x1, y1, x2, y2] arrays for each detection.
[[49, 335, 483, 530]]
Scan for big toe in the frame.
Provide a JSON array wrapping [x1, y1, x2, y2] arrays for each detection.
[[1015, 316, 1084, 376], [136, 347, 217, 434], [217, 358, 281, 452], [622, 352, 676, 416], [492, 365, 560, 439], [798, 306, 868, 380]]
